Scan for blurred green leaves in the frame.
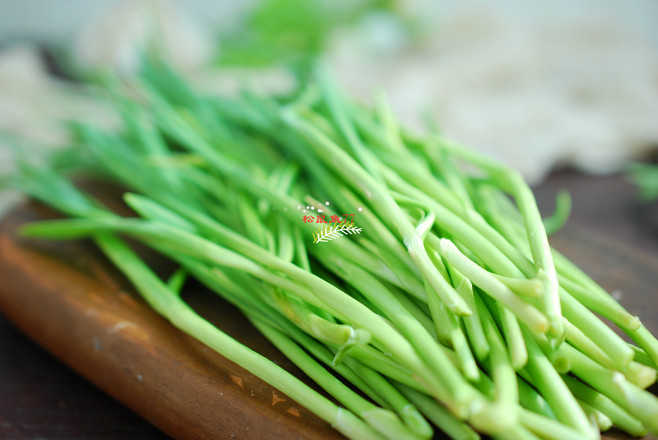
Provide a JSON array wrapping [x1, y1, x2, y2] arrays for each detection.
[[630, 163, 658, 201], [218, 0, 396, 68]]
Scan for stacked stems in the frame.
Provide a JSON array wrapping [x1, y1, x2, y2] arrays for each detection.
[[6, 61, 658, 440]]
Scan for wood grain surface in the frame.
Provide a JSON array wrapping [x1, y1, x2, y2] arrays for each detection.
[[0, 172, 657, 440]]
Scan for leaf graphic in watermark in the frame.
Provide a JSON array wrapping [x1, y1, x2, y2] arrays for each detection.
[[312, 221, 362, 244]]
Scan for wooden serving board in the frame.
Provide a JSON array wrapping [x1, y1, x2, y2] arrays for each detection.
[[0, 196, 657, 440]]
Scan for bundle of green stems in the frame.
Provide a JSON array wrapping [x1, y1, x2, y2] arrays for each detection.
[[6, 62, 658, 440]]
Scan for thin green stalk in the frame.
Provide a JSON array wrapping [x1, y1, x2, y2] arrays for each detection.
[[516, 377, 555, 419], [271, 289, 371, 363], [630, 344, 658, 369], [627, 326, 658, 370], [437, 238, 548, 334], [476, 294, 518, 407], [390, 286, 438, 340], [446, 266, 490, 362], [560, 344, 658, 433], [426, 279, 453, 346], [93, 233, 383, 440], [578, 400, 612, 432], [346, 346, 428, 393], [518, 327, 595, 438], [495, 303, 529, 371], [558, 275, 640, 332], [519, 409, 585, 440], [343, 360, 434, 439], [562, 318, 618, 371], [253, 320, 421, 440], [541, 190, 571, 236], [559, 288, 633, 371], [552, 249, 658, 366], [563, 375, 647, 437], [491, 274, 543, 298], [396, 385, 481, 440]]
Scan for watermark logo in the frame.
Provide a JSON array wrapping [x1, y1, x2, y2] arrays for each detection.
[[313, 221, 362, 243], [298, 201, 363, 244]]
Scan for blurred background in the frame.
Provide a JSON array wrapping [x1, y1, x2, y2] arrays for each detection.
[[2, 0, 658, 186], [1, 1, 658, 438]]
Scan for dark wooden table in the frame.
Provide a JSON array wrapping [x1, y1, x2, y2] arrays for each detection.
[[1, 170, 657, 440]]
